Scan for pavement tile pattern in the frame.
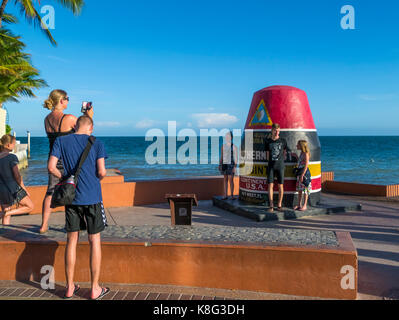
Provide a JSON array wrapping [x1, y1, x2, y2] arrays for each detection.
[[0, 224, 339, 247], [0, 284, 231, 300]]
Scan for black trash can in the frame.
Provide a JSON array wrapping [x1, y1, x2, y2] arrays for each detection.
[[165, 194, 198, 226]]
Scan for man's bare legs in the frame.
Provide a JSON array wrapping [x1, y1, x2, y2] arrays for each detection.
[[268, 183, 274, 211], [40, 195, 52, 233], [64, 231, 103, 299], [268, 183, 284, 211], [88, 233, 102, 299], [278, 184, 284, 208], [65, 231, 79, 297]]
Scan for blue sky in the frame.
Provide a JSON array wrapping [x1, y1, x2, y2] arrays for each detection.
[[3, 0, 399, 136]]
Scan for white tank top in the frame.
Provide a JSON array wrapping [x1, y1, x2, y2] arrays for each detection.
[[222, 144, 235, 164]]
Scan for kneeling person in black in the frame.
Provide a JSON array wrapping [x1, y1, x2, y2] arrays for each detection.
[[48, 115, 110, 300], [265, 123, 289, 212]]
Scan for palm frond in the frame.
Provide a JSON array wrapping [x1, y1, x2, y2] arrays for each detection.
[[53, 0, 84, 15], [2, 13, 18, 24], [14, 0, 57, 46], [12, 0, 85, 45]]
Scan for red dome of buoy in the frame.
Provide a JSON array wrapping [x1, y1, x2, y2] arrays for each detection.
[[244, 85, 316, 130]]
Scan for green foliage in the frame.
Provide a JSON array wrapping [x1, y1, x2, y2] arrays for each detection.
[[0, 1, 85, 104], [0, 27, 48, 104], [5, 124, 11, 134], [2, 13, 18, 25]]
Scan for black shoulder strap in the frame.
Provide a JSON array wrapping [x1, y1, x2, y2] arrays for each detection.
[[74, 136, 96, 185], [58, 114, 66, 132], [45, 116, 56, 133]]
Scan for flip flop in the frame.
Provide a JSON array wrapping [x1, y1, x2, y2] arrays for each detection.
[[267, 207, 274, 213], [298, 208, 307, 212], [293, 206, 300, 210], [277, 207, 284, 212], [63, 284, 80, 299], [92, 287, 110, 300]]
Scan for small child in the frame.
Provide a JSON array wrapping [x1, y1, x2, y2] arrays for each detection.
[[0, 134, 34, 224], [294, 140, 312, 211]]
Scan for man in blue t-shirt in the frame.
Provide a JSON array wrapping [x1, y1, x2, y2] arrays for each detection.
[[48, 115, 110, 300]]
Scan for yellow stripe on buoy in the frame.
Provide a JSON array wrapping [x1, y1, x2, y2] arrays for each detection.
[[239, 162, 321, 178]]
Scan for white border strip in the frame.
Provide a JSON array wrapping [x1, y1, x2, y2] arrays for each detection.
[[240, 187, 322, 194], [240, 161, 321, 166], [244, 128, 317, 132], [240, 174, 322, 181]]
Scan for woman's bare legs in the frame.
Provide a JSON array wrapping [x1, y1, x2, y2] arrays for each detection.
[[0, 205, 7, 224], [223, 175, 228, 199], [40, 194, 52, 233], [228, 175, 235, 199], [300, 192, 309, 211], [2, 196, 34, 225], [295, 190, 303, 210]]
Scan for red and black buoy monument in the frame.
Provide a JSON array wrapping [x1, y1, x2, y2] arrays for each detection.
[[239, 85, 322, 207]]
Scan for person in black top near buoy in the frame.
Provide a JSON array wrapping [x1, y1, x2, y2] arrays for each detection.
[[219, 131, 238, 200], [39, 89, 94, 234], [265, 123, 289, 212]]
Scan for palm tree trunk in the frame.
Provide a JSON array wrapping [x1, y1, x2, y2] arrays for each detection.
[[0, 0, 9, 27]]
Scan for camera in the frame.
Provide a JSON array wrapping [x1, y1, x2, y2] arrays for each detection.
[[81, 101, 93, 113]]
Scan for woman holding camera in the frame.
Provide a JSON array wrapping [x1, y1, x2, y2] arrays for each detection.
[[39, 90, 93, 234]]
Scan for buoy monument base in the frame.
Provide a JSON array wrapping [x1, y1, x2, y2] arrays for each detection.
[[213, 195, 362, 222]]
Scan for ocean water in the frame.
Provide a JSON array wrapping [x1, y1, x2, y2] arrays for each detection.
[[17, 136, 399, 186]]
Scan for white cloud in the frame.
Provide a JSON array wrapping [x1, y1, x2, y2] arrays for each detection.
[[135, 119, 158, 129], [191, 113, 238, 128]]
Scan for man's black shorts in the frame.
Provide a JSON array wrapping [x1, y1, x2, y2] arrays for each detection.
[[65, 202, 108, 235], [267, 163, 285, 185]]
